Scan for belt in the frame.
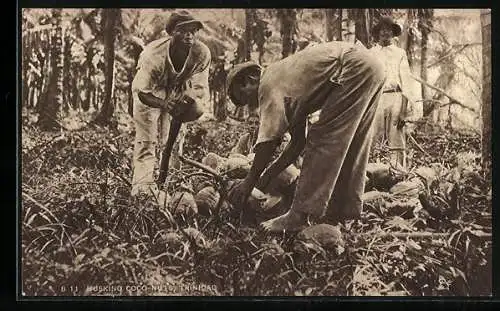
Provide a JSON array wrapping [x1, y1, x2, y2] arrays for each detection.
[[383, 86, 402, 93]]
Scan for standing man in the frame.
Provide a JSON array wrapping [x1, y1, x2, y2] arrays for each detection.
[[370, 16, 422, 170], [226, 41, 386, 232], [131, 10, 210, 202]]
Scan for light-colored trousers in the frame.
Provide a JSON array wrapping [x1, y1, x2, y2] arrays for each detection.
[[131, 92, 185, 196], [288, 48, 386, 221], [373, 92, 406, 168]]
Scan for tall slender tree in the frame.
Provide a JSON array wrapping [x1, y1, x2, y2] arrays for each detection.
[[37, 8, 63, 130], [244, 9, 256, 61], [404, 9, 417, 70], [480, 9, 491, 165], [325, 9, 342, 42], [350, 9, 371, 47], [95, 8, 120, 125], [418, 9, 434, 100], [278, 9, 299, 59]]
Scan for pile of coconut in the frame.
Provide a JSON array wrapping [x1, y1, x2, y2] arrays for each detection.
[[163, 130, 473, 255]]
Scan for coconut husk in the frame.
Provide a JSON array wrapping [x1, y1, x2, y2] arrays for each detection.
[[294, 224, 345, 256], [414, 166, 438, 186], [389, 178, 425, 199], [170, 191, 198, 216], [365, 162, 393, 191], [219, 157, 252, 179], [195, 186, 230, 217], [230, 132, 252, 155], [265, 164, 301, 195], [201, 152, 227, 170]]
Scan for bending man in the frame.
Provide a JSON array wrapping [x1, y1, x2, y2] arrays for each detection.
[[227, 41, 386, 232]]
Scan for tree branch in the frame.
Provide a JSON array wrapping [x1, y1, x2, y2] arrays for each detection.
[[410, 74, 478, 113], [426, 44, 470, 68]]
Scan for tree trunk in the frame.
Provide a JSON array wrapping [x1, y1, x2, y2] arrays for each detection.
[[351, 9, 371, 47], [82, 47, 95, 111], [244, 9, 256, 62], [214, 90, 228, 121], [418, 9, 433, 100], [37, 9, 63, 131], [325, 9, 342, 42], [424, 61, 455, 119], [22, 34, 30, 109], [62, 31, 72, 112], [95, 8, 119, 125], [342, 10, 356, 43], [403, 9, 417, 70], [279, 9, 298, 59], [480, 9, 491, 165]]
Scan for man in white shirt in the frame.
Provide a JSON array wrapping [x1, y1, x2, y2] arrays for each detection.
[[131, 10, 210, 203], [226, 42, 386, 232], [369, 16, 421, 169]]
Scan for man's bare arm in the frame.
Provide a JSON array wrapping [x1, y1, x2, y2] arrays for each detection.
[[138, 91, 190, 117], [257, 117, 307, 190], [137, 91, 166, 109], [245, 139, 282, 187]]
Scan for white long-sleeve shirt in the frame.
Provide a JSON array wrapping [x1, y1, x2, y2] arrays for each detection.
[[370, 43, 421, 106]]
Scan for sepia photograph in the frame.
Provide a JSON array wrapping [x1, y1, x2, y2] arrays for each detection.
[[20, 8, 491, 297]]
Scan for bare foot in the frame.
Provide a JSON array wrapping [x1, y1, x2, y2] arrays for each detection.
[[261, 211, 308, 233]]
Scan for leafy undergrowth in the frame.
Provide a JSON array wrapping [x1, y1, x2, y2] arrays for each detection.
[[21, 119, 491, 296]]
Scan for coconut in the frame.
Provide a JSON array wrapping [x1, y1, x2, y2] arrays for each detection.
[[170, 191, 198, 216], [219, 157, 252, 179], [294, 224, 344, 256], [182, 227, 208, 248], [202, 152, 227, 170], [195, 186, 230, 216], [362, 190, 391, 203], [265, 164, 300, 195], [156, 231, 183, 248], [365, 162, 392, 191], [385, 197, 423, 219], [226, 180, 267, 210], [230, 132, 252, 155], [389, 178, 425, 199], [260, 241, 285, 258], [414, 166, 438, 186]]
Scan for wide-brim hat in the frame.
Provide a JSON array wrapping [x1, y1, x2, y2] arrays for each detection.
[[372, 16, 402, 37], [165, 10, 204, 35], [226, 61, 262, 106]]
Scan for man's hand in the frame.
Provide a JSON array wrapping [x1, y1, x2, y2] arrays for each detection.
[[396, 115, 407, 130], [138, 91, 198, 120], [227, 179, 253, 207], [397, 100, 421, 132], [165, 94, 196, 118]]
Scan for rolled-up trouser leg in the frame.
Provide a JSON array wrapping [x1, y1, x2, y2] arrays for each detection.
[[131, 92, 161, 196], [326, 82, 384, 221], [288, 48, 386, 218]]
